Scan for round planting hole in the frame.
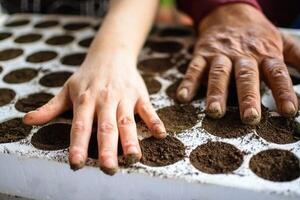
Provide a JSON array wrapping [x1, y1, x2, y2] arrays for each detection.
[[142, 75, 161, 95], [0, 88, 16, 107], [0, 48, 23, 61], [250, 149, 300, 182], [5, 19, 30, 27], [0, 118, 32, 143], [190, 142, 243, 174], [14, 33, 42, 44], [31, 123, 71, 150], [145, 40, 183, 53], [63, 22, 90, 31], [34, 20, 59, 28], [39, 71, 72, 87], [26, 51, 58, 63], [46, 35, 75, 45], [138, 57, 174, 74], [0, 32, 12, 41], [140, 136, 185, 167], [61, 53, 86, 66], [78, 37, 93, 48], [15, 92, 54, 113], [3, 68, 38, 84]]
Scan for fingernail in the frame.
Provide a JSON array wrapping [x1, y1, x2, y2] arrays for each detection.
[[206, 102, 222, 118], [100, 158, 118, 176], [282, 101, 296, 117], [155, 126, 167, 139], [70, 154, 85, 171], [125, 146, 140, 165], [243, 107, 260, 125], [177, 88, 189, 102]]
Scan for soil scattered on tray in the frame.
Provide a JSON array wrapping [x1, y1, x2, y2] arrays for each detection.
[[202, 107, 253, 138], [250, 149, 300, 182], [157, 105, 199, 134], [0, 48, 23, 61], [158, 27, 193, 37], [0, 32, 12, 41], [31, 123, 71, 150], [15, 92, 54, 113], [5, 19, 30, 27], [142, 75, 161, 94], [0, 88, 16, 106], [256, 116, 300, 144], [190, 141, 243, 174], [39, 71, 72, 87], [140, 136, 185, 167], [26, 51, 58, 63], [34, 20, 59, 28], [78, 37, 93, 48], [61, 53, 86, 66], [3, 68, 38, 84], [138, 57, 174, 74], [46, 35, 74, 45], [0, 118, 32, 143], [14, 33, 42, 43], [145, 40, 183, 53], [63, 22, 90, 31]]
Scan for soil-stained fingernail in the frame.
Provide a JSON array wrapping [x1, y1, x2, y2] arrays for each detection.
[[207, 102, 222, 118], [125, 146, 140, 165], [282, 101, 296, 117], [100, 158, 118, 176], [70, 154, 85, 171], [177, 88, 188, 101], [243, 107, 260, 125]]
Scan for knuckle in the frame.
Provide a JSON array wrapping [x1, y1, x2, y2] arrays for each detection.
[[78, 91, 91, 105], [236, 66, 257, 81], [211, 64, 231, 77], [118, 116, 135, 127], [72, 121, 85, 133], [99, 87, 114, 102], [98, 122, 115, 134], [267, 64, 288, 79]]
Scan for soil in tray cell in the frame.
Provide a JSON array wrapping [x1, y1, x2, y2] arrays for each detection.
[[190, 141, 243, 174], [0, 32, 12, 41], [78, 37, 94, 48], [250, 149, 300, 182], [34, 20, 59, 28], [3, 68, 38, 84], [31, 123, 71, 150], [291, 75, 300, 85], [0, 118, 32, 143], [26, 51, 58, 63], [46, 35, 75, 45], [138, 57, 174, 74], [61, 53, 86, 66], [0, 88, 16, 107], [0, 66, 2, 74], [158, 27, 193, 37], [0, 48, 23, 61], [5, 19, 30, 27], [14, 33, 42, 43], [39, 71, 72, 87], [15, 92, 54, 113], [140, 136, 185, 167], [63, 22, 90, 31], [142, 75, 161, 95], [145, 40, 183, 53]]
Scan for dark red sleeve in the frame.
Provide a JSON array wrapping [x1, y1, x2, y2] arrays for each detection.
[[177, 0, 261, 25]]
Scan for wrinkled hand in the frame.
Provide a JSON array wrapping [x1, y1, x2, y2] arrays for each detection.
[[177, 3, 300, 125], [23, 52, 166, 175]]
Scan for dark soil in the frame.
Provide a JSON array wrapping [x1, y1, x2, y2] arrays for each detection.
[[61, 53, 86, 66], [5, 19, 30, 27], [0, 118, 32, 143], [256, 116, 300, 144], [140, 136, 185, 167], [138, 57, 174, 74], [0, 88, 16, 106], [78, 37, 93, 48], [14, 33, 42, 43], [15, 92, 54, 113], [291, 75, 300, 85], [188, 45, 194, 55], [145, 40, 183, 53], [250, 149, 300, 182], [142, 75, 161, 94], [202, 107, 253, 138], [31, 123, 71, 150], [63, 22, 90, 31], [158, 27, 193, 37], [46, 35, 75, 45], [0, 66, 2, 74], [93, 23, 101, 31], [3, 68, 38, 84], [0, 32, 12, 41], [0, 48, 23, 61], [177, 60, 190, 74], [39, 71, 72, 87], [59, 110, 73, 119], [157, 105, 199, 134], [26, 51, 58, 63], [34, 20, 59, 28], [190, 141, 243, 174]]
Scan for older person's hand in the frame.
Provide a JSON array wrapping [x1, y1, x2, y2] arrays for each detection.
[[177, 3, 300, 125]]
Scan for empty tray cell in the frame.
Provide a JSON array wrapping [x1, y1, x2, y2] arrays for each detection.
[[142, 75, 161, 95], [15, 92, 54, 113], [190, 141, 243, 174], [63, 22, 90, 31], [39, 71, 72, 87], [0, 118, 32, 143], [3, 68, 38, 84], [145, 40, 183, 53], [0, 48, 23, 61], [202, 107, 253, 138], [26, 50, 58, 63], [0, 88, 16, 107], [140, 136, 185, 167], [138, 57, 174, 74], [61, 52, 86, 66], [0, 32, 12, 41], [4, 19, 30, 27], [250, 149, 300, 182], [158, 26, 193, 37], [78, 36, 93, 48], [14, 33, 42, 44], [46, 35, 75, 46], [34, 20, 59, 28]]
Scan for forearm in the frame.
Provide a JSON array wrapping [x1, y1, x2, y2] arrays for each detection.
[[85, 0, 159, 64]]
